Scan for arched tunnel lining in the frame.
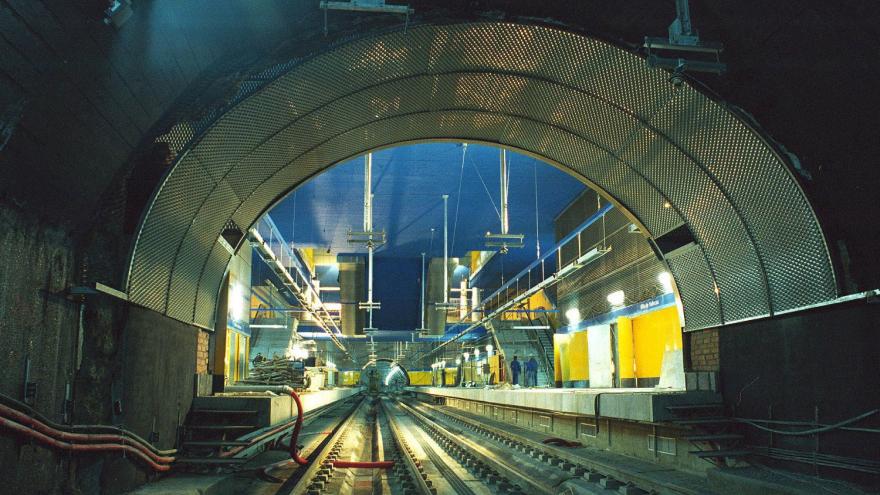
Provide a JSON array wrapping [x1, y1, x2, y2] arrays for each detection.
[[361, 358, 411, 387], [127, 21, 837, 332]]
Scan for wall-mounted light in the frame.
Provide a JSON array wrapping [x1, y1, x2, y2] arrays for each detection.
[[607, 290, 626, 307], [463, 352, 470, 361], [486, 344, 494, 355], [658, 272, 674, 293], [287, 344, 309, 360], [455, 358, 462, 365], [228, 284, 248, 322], [565, 308, 581, 327]]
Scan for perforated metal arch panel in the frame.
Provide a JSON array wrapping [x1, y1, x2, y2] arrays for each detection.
[[128, 22, 837, 331]]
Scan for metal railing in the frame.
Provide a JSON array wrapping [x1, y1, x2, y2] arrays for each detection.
[[250, 215, 347, 354], [417, 203, 614, 363]]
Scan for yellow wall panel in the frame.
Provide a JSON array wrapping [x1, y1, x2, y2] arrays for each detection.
[[341, 371, 361, 386], [554, 333, 571, 382], [568, 331, 589, 381], [632, 306, 682, 378], [444, 369, 457, 386], [553, 333, 566, 383], [616, 317, 635, 379], [488, 355, 502, 383], [526, 290, 552, 311], [408, 371, 433, 386]]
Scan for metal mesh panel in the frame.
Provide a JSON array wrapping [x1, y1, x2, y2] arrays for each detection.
[[651, 90, 836, 312], [667, 246, 723, 329], [167, 180, 240, 322], [128, 22, 836, 331], [620, 123, 770, 323], [128, 157, 217, 312], [558, 257, 668, 321], [194, 241, 231, 328], [558, 214, 656, 298]]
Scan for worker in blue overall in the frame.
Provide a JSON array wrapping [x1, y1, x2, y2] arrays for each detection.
[[510, 355, 521, 386], [527, 356, 539, 388]]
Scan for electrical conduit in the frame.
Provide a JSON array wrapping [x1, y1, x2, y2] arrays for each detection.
[[0, 417, 171, 472], [0, 403, 174, 465]]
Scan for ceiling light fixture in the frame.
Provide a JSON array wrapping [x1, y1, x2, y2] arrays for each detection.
[[607, 290, 626, 307]]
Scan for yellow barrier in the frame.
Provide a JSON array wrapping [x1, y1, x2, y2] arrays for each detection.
[[632, 306, 682, 379], [408, 371, 433, 386], [568, 331, 589, 382], [616, 317, 636, 381], [340, 371, 361, 386]]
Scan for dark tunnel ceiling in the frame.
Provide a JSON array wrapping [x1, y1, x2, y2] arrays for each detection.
[[125, 21, 837, 333], [1, 1, 878, 291]]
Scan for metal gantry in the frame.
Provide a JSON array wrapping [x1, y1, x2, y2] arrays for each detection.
[[485, 148, 524, 253], [350, 153, 385, 332]]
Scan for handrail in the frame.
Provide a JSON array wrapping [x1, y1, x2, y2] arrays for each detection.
[[416, 203, 614, 363], [250, 215, 347, 354]]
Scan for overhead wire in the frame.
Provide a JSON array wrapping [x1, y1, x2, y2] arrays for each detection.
[[469, 152, 501, 221], [450, 143, 467, 253]]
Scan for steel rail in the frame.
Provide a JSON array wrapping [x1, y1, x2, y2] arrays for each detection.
[[417, 399, 705, 495], [395, 399, 550, 494]]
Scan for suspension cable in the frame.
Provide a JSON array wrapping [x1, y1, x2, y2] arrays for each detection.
[[450, 143, 467, 253]]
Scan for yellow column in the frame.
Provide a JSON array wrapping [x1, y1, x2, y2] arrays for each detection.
[[553, 333, 565, 386], [568, 331, 589, 387], [616, 317, 636, 387]]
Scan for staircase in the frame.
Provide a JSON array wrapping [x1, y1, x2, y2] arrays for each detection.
[[176, 406, 261, 467], [491, 318, 554, 387], [667, 403, 751, 466], [532, 313, 556, 382]]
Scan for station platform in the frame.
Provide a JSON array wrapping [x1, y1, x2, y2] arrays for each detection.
[[194, 386, 362, 427], [406, 386, 721, 423]]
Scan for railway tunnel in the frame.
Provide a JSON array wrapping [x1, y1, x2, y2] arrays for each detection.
[[0, 1, 878, 494]]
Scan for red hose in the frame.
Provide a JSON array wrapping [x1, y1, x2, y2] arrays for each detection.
[[0, 404, 174, 464], [287, 387, 309, 466], [542, 437, 583, 448], [0, 417, 171, 471], [332, 460, 394, 469], [284, 389, 394, 470]]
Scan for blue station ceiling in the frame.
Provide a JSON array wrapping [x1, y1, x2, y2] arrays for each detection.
[[267, 143, 586, 267]]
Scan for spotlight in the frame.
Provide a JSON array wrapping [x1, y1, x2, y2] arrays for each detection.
[[658, 272, 674, 293], [607, 290, 626, 307], [565, 308, 581, 327]]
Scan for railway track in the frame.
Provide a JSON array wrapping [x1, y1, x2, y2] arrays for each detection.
[[211, 392, 693, 494], [281, 394, 600, 495]]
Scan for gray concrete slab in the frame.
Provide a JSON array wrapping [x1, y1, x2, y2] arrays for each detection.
[[407, 387, 721, 422], [193, 387, 362, 427]]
